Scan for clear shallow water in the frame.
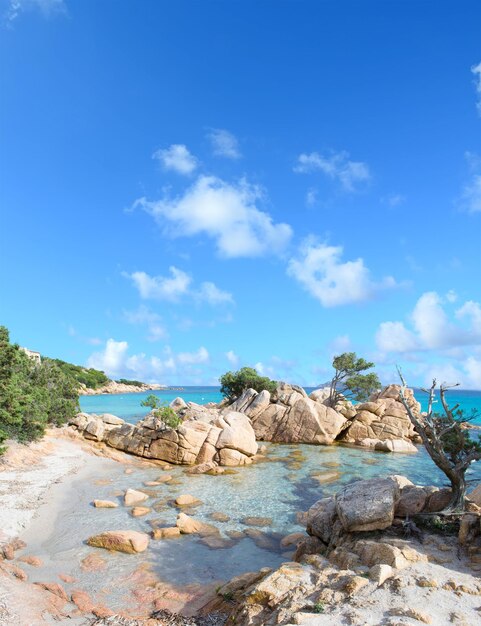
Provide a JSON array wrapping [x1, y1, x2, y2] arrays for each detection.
[[18, 440, 481, 615], [80, 386, 481, 424]]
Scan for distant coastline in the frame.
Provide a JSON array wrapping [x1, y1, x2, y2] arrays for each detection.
[[78, 380, 166, 396]]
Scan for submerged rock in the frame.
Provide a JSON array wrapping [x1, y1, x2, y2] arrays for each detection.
[[86, 530, 149, 554]]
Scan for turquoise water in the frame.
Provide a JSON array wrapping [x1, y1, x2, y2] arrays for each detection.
[[19, 440, 481, 613], [80, 386, 481, 424]]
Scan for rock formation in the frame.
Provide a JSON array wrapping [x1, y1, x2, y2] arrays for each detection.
[[174, 382, 420, 451], [69, 409, 258, 467], [338, 384, 421, 452]]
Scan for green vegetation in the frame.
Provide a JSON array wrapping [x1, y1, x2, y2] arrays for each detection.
[[140, 394, 181, 429], [44, 357, 109, 390], [328, 352, 381, 405], [0, 326, 79, 452], [313, 601, 325, 613], [117, 378, 145, 387], [219, 366, 277, 401]]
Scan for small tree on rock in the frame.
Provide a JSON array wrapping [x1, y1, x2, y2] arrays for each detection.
[[398, 368, 481, 513], [140, 395, 181, 429], [328, 352, 380, 406], [220, 367, 277, 402]]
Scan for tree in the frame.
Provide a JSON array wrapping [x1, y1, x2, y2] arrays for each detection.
[[219, 366, 277, 402], [0, 326, 79, 450], [328, 352, 380, 406], [140, 395, 180, 429], [398, 368, 481, 513]]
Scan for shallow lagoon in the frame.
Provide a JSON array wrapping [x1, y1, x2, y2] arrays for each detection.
[[18, 440, 481, 615]]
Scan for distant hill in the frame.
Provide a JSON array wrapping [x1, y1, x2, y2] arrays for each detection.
[[43, 357, 110, 390]]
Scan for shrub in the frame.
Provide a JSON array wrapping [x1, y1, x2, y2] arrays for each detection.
[[117, 378, 144, 387], [44, 357, 109, 390], [0, 326, 79, 450], [140, 395, 181, 429], [219, 366, 277, 401]]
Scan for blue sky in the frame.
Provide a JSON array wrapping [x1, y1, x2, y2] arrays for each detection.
[[1, 0, 481, 387]]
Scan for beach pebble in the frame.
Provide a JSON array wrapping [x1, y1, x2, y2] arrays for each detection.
[[93, 499, 118, 508]]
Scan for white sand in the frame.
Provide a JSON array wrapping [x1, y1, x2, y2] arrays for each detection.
[[0, 431, 98, 543]]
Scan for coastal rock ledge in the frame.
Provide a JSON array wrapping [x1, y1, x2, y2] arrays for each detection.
[[69, 410, 258, 467]]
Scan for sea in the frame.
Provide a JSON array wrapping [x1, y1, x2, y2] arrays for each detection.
[[80, 385, 481, 425]]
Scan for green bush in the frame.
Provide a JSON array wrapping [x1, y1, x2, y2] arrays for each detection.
[[45, 357, 109, 390], [140, 395, 181, 429], [0, 326, 79, 450], [117, 378, 144, 387], [219, 366, 277, 401]]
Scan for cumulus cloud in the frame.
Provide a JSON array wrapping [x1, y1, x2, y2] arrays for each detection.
[[225, 350, 239, 366], [123, 305, 168, 342], [125, 267, 191, 301], [87, 339, 129, 377], [376, 292, 481, 354], [125, 267, 234, 306], [196, 282, 234, 305], [87, 339, 209, 382], [294, 150, 371, 191], [472, 61, 481, 115], [207, 128, 241, 159], [134, 175, 292, 258], [287, 239, 397, 307], [152, 144, 198, 175], [177, 346, 209, 365]]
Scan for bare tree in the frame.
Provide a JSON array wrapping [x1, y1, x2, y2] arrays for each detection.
[[398, 367, 481, 513]]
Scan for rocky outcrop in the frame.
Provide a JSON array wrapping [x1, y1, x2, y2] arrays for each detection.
[[78, 381, 165, 396], [69, 409, 258, 467], [339, 384, 420, 452], [219, 383, 348, 445]]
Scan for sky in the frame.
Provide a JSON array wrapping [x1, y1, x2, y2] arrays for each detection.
[[1, 0, 481, 388]]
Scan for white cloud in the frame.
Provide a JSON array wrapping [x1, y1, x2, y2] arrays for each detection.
[[460, 151, 481, 214], [196, 282, 234, 305], [382, 193, 405, 208], [287, 239, 397, 307], [135, 175, 292, 258], [376, 292, 481, 354], [87, 339, 129, 377], [306, 187, 317, 206], [177, 346, 209, 365], [87, 339, 209, 383], [125, 268, 234, 306], [462, 174, 481, 214], [446, 290, 458, 303], [125, 267, 191, 302], [207, 128, 241, 159], [328, 335, 351, 356], [152, 144, 198, 175], [225, 350, 239, 366], [294, 150, 371, 191], [5, 0, 65, 23], [472, 61, 481, 115], [123, 305, 168, 342], [465, 357, 481, 388], [376, 321, 418, 353]]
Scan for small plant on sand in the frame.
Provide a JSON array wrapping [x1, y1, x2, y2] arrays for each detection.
[[140, 395, 181, 429], [221, 590, 235, 602], [219, 366, 277, 401], [327, 352, 381, 406], [313, 601, 325, 613], [398, 368, 481, 513]]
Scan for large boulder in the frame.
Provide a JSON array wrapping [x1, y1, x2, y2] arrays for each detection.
[[86, 530, 149, 554], [335, 477, 399, 532]]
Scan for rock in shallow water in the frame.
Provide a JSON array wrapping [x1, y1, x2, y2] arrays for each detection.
[[86, 530, 150, 554]]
